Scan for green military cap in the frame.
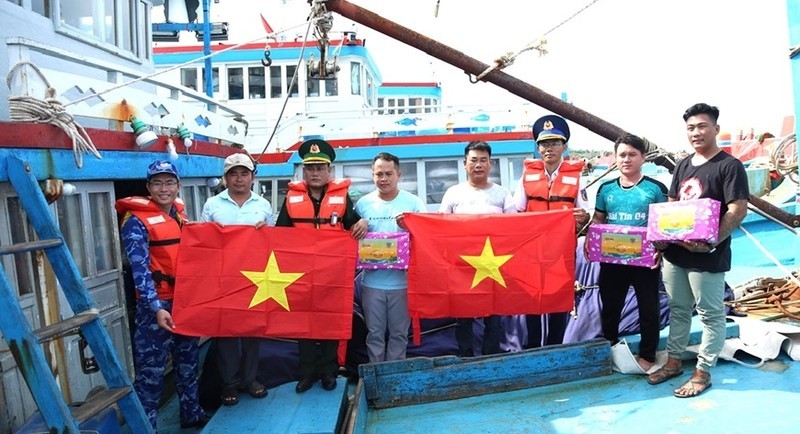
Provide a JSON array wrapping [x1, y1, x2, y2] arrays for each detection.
[[298, 139, 336, 164]]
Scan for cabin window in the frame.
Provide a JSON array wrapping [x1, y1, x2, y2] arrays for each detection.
[[55, 0, 149, 59], [387, 99, 395, 115], [398, 162, 418, 196], [248, 66, 265, 99], [365, 72, 375, 105], [509, 157, 525, 183], [202, 67, 219, 93], [5, 197, 39, 295], [343, 164, 373, 203], [307, 77, 320, 97], [424, 98, 432, 113], [489, 158, 501, 186], [56, 194, 88, 276], [180, 182, 213, 220], [377, 98, 385, 115], [269, 66, 282, 98], [258, 179, 290, 214], [350, 62, 361, 95], [181, 68, 198, 91], [181, 186, 196, 220], [286, 65, 299, 97], [396, 99, 405, 115], [325, 78, 338, 97], [89, 192, 115, 273], [424, 160, 459, 205], [409, 97, 422, 114], [228, 67, 244, 100]]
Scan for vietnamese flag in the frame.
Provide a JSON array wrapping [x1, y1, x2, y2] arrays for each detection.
[[171, 224, 357, 339], [403, 210, 576, 319]]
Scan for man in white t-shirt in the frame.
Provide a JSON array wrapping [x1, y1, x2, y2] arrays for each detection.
[[439, 140, 516, 356]]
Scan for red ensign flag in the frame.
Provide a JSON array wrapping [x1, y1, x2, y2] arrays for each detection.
[[403, 210, 576, 319], [171, 224, 357, 339]]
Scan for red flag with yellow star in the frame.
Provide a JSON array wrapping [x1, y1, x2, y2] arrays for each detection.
[[171, 224, 357, 339], [404, 210, 576, 319]]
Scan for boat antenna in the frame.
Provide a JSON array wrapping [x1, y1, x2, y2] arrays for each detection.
[[470, 0, 602, 82]]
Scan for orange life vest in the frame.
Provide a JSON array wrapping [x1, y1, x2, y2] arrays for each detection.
[[285, 179, 350, 230], [115, 196, 186, 300], [522, 159, 585, 212]]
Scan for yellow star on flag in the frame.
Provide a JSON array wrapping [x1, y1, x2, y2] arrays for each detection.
[[460, 237, 513, 288], [242, 251, 305, 310]]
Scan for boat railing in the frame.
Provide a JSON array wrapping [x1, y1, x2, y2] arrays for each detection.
[[267, 103, 538, 149], [6, 37, 248, 145]]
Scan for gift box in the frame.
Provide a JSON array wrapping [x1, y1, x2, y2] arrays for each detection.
[[646, 198, 720, 243], [357, 232, 410, 270], [587, 224, 656, 267]]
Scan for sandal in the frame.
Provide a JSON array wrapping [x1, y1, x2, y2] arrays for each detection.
[[221, 385, 239, 406], [674, 376, 712, 398], [647, 366, 684, 385], [245, 380, 268, 399]]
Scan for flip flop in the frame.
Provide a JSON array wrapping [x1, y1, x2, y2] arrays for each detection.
[[245, 380, 268, 399], [674, 376, 712, 398], [221, 385, 239, 406], [647, 366, 684, 385]]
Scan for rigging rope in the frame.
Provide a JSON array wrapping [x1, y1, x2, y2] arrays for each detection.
[[470, 0, 601, 82], [6, 61, 100, 168], [253, 18, 316, 162]]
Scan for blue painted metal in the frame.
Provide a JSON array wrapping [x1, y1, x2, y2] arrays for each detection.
[[623, 316, 739, 355], [202, 378, 348, 433], [362, 354, 800, 433], [0, 149, 225, 181], [1, 156, 153, 434], [358, 339, 611, 409]]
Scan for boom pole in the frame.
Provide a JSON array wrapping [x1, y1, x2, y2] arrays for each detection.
[[323, 0, 627, 143]]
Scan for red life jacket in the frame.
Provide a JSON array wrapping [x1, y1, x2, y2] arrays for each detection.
[[115, 196, 186, 300], [522, 159, 585, 212], [285, 179, 350, 230]]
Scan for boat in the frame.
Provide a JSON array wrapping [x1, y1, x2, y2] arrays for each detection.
[[1, 0, 799, 433]]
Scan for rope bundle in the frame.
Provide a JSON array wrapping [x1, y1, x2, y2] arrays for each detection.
[[6, 61, 101, 168]]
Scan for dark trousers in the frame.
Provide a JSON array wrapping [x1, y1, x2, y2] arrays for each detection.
[[298, 339, 338, 378], [598, 262, 660, 362], [525, 313, 568, 348], [216, 337, 262, 387], [455, 315, 502, 357]]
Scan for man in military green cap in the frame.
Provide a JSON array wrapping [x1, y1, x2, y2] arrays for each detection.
[[275, 138, 367, 393]]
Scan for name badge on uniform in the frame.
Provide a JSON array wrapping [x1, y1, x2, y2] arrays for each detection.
[[562, 176, 578, 185], [146, 215, 167, 225], [289, 195, 304, 203], [328, 196, 345, 205], [525, 174, 541, 182]]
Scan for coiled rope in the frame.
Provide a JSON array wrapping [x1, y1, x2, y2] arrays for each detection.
[[6, 61, 100, 168]]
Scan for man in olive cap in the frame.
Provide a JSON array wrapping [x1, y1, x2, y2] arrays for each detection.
[[275, 139, 367, 393]]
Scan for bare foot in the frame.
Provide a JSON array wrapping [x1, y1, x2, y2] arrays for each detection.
[[637, 357, 654, 372]]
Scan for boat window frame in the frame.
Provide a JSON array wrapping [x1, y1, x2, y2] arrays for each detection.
[[51, 0, 151, 62]]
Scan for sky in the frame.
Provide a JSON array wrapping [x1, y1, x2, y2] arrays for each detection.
[[162, 0, 795, 152]]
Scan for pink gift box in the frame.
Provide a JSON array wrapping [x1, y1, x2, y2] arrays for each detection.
[[357, 232, 410, 270], [587, 224, 656, 267], [646, 198, 720, 243]]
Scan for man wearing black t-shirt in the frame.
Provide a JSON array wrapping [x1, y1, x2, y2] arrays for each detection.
[[646, 103, 748, 398]]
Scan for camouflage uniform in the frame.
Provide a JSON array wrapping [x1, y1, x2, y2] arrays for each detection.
[[122, 213, 205, 430]]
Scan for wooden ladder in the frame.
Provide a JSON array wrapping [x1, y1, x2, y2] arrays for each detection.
[[0, 156, 152, 433]]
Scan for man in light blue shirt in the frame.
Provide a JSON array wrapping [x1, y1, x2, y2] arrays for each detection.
[[355, 152, 426, 363], [200, 153, 274, 406]]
